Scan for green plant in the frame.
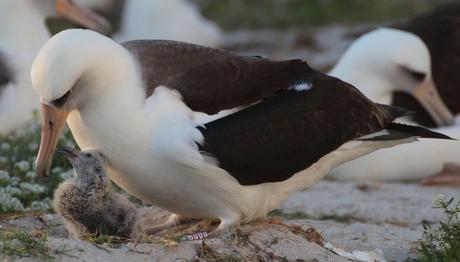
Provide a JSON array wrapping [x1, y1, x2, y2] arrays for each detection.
[[0, 119, 75, 214], [0, 229, 52, 259], [417, 196, 460, 262], [87, 232, 129, 249]]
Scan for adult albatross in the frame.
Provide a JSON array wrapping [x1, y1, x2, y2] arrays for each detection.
[[393, 2, 460, 126], [329, 28, 460, 183], [32, 29, 451, 232]]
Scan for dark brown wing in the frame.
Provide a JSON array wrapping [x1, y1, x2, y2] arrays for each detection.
[[395, 4, 460, 117], [122, 40, 317, 114], [198, 74, 396, 185], [199, 73, 451, 186]]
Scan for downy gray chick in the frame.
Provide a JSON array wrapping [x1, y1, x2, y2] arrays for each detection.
[[53, 147, 141, 239]]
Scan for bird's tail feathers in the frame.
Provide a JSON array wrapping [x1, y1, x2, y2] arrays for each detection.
[[359, 122, 455, 141]]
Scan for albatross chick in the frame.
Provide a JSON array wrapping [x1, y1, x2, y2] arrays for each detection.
[[53, 147, 141, 239]]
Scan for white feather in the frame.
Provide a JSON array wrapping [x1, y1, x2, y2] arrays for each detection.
[[146, 86, 204, 168], [358, 130, 390, 140], [291, 81, 312, 91], [100, 0, 223, 46]]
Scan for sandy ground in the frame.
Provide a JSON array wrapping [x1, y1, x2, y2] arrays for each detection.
[[1, 179, 459, 261]]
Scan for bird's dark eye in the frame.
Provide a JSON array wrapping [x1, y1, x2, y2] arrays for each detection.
[[409, 70, 426, 82], [50, 89, 72, 108], [400, 66, 426, 82], [85, 153, 92, 158], [95, 167, 102, 173]]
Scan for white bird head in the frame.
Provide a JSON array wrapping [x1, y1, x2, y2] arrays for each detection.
[[31, 30, 105, 108], [31, 29, 141, 177], [330, 27, 453, 126]]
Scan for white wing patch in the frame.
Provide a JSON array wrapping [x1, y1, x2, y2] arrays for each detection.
[[145, 86, 205, 168], [291, 81, 312, 91], [358, 130, 390, 140], [193, 108, 238, 126]]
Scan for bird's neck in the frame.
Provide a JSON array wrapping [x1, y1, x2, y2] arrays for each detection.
[[67, 45, 151, 167], [75, 41, 146, 118], [77, 174, 107, 193]]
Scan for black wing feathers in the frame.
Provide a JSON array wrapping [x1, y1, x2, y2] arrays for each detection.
[[122, 39, 452, 186], [391, 92, 436, 127], [386, 123, 454, 140], [169, 58, 314, 113], [199, 75, 394, 185], [123, 40, 317, 114]]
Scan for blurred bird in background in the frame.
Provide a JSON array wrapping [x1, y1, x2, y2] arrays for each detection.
[[0, 0, 108, 136], [329, 4, 460, 185], [75, 0, 223, 46]]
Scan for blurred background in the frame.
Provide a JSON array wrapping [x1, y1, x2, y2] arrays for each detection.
[[195, 0, 454, 29], [192, 0, 457, 71], [0, 1, 459, 261]]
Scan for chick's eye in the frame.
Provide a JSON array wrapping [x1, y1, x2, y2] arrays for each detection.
[[85, 153, 91, 158]]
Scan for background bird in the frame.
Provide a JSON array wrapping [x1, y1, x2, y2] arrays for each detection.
[[75, 0, 223, 46], [329, 26, 460, 183], [0, 0, 109, 136]]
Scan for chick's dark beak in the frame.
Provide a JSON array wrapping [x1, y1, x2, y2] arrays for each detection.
[[56, 147, 80, 163]]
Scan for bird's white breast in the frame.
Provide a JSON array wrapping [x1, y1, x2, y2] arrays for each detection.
[[66, 87, 256, 220]]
